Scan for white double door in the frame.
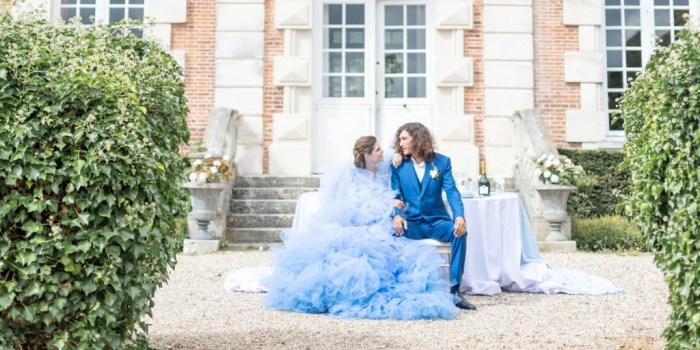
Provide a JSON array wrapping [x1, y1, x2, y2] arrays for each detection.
[[313, 0, 433, 171]]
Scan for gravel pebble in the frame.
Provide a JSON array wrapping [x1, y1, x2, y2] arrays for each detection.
[[146, 251, 669, 350]]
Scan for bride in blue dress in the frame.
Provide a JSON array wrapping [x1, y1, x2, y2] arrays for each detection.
[[262, 136, 459, 320]]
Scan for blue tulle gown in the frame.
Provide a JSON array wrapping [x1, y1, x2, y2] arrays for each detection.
[[263, 161, 459, 320]]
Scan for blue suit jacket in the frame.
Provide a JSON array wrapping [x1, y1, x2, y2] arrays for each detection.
[[391, 153, 464, 223]]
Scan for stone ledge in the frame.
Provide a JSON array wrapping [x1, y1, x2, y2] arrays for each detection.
[[183, 239, 220, 254], [538, 240, 577, 253]]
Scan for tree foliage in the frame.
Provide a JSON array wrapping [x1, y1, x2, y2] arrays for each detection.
[[0, 11, 189, 348], [619, 25, 700, 349]]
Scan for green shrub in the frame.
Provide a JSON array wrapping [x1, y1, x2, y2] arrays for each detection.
[[0, 11, 189, 349], [558, 149, 629, 218], [571, 215, 647, 252], [619, 25, 700, 349]]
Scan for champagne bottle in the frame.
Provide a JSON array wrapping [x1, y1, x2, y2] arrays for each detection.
[[478, 160, 490, 197]]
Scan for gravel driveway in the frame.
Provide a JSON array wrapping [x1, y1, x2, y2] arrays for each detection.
[[145, 250, 669, 349]]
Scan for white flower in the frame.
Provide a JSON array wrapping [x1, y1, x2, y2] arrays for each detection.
[[204, 153, 212, 159], [564, 158, 572, 164], [543, 170, 552, 178], [188, 173, 197, 182], [552, 158, 561, 166], [534, 168, 542, 177], [0, 69, 6, 80], [196, 172, 207, 184], [544, 159, 553, 167], [547, 154, 555, 161], [213, 160, 221, 167], [550, 174, 560, 183], [210, 166, 219, 174], [223, 154, 231, 161], [537, 154, 547, 163], [429, 165, 439, 179]]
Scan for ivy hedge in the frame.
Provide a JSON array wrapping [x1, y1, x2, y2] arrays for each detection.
[[0, 11, 189, 349], [557, 149, 629, 218], [619, 25, 700, 349]]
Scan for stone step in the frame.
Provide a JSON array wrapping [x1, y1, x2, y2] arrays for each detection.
[[228, 213, 294, 228], [229, 199, 298, 214], [232, 187, 316, 200], [235, 176, 320, 188], [226, 228, 284, 243]]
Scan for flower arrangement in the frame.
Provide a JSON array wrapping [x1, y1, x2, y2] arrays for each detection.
[[188, 154, 235, 184], [534, 154, 585, 186], [429, 164, 439, 179]]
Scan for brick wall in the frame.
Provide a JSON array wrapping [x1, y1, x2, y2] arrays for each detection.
[[533, 0, 580, 148], [263, 0, 284, 174], [464, 0, 485, 159], [171, 0, 217, 153]]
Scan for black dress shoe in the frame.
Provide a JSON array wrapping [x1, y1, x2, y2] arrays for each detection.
[[453, 293, 477, 311]]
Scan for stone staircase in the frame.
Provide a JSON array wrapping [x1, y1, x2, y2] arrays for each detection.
[[226, 176, 320, 244]]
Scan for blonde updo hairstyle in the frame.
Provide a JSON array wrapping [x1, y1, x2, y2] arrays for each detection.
[[353, 136, 378, 169]]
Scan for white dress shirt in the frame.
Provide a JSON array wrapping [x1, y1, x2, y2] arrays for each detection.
[[412, 159, 426, 183]]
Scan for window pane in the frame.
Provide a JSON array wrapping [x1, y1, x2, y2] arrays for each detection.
[[624, 0, 639, 5], [326, 52, 342, 73], [624, 10, 640, 26], [607, 50, 623, 67], [407, 53, 425, 74], [406, 5, 425, 26], [675, 0, 689, 5], [61, 8, 77, 23], [674, 10, 688, 26], [626, 50, 642, 67], [130, 28, 143, 38], [385, 54, 404, 74], [626, 29, 641, 46], [327, 5, 342, 25], [606, 30, 622, 46], [130, 0, 145, 4], [385, 77, 403, 98], [606, 9, 621, 26], [346, 5, 364, 25], [655, 9, 670, 26], [129, 8, 144, 21], [385, 6, 403, 26], [346, 52, 364, 73], [110, 8, 125, 23], [407, 77, 426, 98], [610, 112, 624, 130], [407, 29, 425, 49], [111, 0, 125, 4], [346, 29, 364, 49], [61, 0, 77, 4], [79, 8, 94, 24], [83, 0, 96, 4], [385, 30, 403, 50], [654, 0, 670, 4], [656, 29, 671, 46], [607, 71, 624, 88], [326, 28, 342, 49], [608, 92, 622, 109], [346, 77, 364, 97], [626, 70, 639, 84], [325, 76, 342, 97], [605, 0, 620, 4]]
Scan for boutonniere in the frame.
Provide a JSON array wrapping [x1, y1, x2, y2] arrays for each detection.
[[429, 164, 439, 179]]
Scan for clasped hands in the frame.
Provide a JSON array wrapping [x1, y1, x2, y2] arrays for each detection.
[[392, 216, 467, 237]]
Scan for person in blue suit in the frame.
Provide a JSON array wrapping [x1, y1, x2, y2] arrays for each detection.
[[390, 122, 476, 310]]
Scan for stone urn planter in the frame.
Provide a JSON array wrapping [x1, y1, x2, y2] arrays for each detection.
[[183, 182, 228, 240], [536, 185, 576, 241]]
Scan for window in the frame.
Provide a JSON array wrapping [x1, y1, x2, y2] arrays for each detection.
[[56, 0, 146, 37], [383, 4, 426, 98], [322, 4, 366, 98], [604, 0, 689, 131]]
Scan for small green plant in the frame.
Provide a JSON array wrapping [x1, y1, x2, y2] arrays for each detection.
[[571, 216, 647, 252], [619, 23, 700, 348], [0, 10, 189, 349]]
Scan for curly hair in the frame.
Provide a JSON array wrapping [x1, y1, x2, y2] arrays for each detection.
[[353, 135, 378, 169], [393, 122, 436, 162]]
